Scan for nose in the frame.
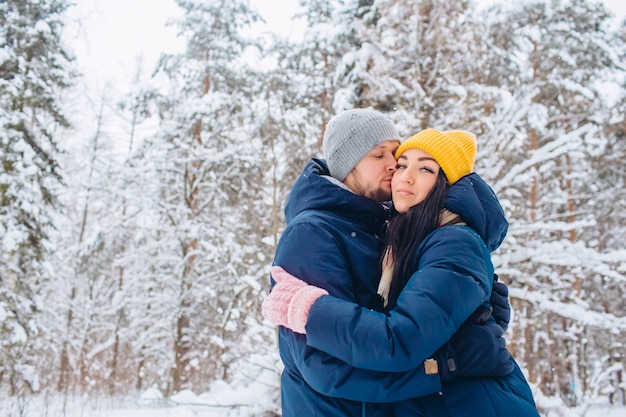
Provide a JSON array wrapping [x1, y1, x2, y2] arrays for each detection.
[[385, 154, 397, 172], [398, 168, 413, 183]]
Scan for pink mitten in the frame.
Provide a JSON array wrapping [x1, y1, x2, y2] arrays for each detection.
[[287, 285, 329, 334], [262, 266, 328, 334], [262, 267, 307, 328]]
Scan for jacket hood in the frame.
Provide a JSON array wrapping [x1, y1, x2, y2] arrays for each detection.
[[443, 173, 508, 252], [284, 159, 390, 234]]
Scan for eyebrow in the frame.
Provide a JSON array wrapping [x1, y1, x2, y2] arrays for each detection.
[[398, 155, 437, 162]]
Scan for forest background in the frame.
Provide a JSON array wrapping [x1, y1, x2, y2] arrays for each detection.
[[1, 0, 625, 416]]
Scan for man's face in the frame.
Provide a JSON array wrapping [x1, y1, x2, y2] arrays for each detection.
[[343, 140, 400, 203]]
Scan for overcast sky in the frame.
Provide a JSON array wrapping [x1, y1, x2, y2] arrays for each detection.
[[65, 0, 626, 106], [66, 0, 301, 89]]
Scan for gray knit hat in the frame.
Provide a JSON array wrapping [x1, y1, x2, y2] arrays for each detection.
[[323, 109, 400, 181]]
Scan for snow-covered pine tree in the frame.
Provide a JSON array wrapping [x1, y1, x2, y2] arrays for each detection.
[[0, 0, 74, 401], [359, 0, 494, 134], [53, 88, 151, 396], [590, 20, 626, 405], [269, 0, 346, 148], [122, 0, 271, 393], [480, 0, 626, 409], [285, 0, 497, 136]]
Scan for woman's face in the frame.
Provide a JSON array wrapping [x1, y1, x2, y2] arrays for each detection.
[[392, 148, 441, 213]]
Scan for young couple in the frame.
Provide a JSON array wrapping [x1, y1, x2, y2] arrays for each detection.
[[262, 108, 539, 416]]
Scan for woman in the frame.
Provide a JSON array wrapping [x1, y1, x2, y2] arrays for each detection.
[[263, 128, 539, 416]]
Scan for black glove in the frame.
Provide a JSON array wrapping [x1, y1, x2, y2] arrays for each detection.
[[453, 315, 514, 379], [466, 304, 492, 325], [491, 274, 510, 332]]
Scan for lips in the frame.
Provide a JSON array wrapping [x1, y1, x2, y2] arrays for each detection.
[[395, 189, 413, 196]]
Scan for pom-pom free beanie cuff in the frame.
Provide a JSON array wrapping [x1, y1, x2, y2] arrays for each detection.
[[323, 109, 400, 181]]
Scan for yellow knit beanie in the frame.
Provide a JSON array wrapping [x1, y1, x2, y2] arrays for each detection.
[[395, 128, 477, 184]]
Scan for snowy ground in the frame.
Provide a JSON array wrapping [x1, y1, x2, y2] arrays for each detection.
[[3, 385, 279, 417], [3, 374, 280, 417], [0, 354, 622, 417], [5, 389, 626, 417], [82, 401, 625, 417], [75, 401, 626, 417]]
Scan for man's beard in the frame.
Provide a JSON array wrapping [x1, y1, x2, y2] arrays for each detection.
[[347, 170, 392, 203], [364, 186, 391, 204]]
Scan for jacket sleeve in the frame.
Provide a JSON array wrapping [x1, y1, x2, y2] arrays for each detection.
[[305, 226, 493, 372], [279, 328, 442, 402], [274, 220, 442, 401]]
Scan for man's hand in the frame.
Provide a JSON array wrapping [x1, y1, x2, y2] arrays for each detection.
[[452, 316, 514, 379], [491, 275, 510, 331]]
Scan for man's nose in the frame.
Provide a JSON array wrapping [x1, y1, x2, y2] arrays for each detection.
[[386, 155, 397, 171]]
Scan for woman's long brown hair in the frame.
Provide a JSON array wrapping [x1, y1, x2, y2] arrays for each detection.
[[383, 170, 449, 305]]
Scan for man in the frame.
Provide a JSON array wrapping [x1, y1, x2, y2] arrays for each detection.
[[270, 108, 511, 416]]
